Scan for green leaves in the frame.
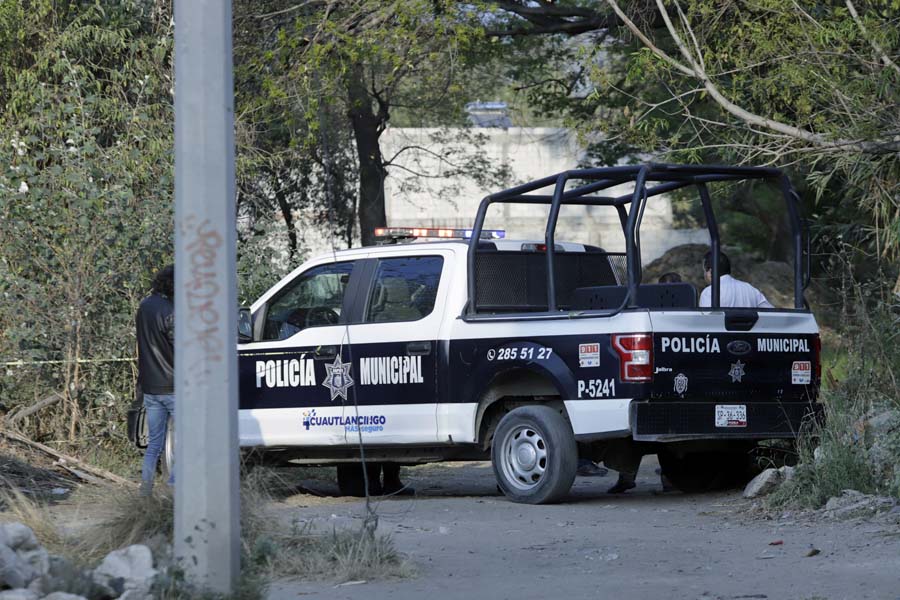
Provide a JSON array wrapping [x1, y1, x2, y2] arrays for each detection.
[[0, 0, 173, 445]]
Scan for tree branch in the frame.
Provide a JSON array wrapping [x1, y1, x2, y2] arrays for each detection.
[[385, 144, 468, 170], [252, 1, 328, 20], [0, 428, 135, 487], [845, 0, 900, 76], [608, 0, 900, 154], [605, 0, 694, 76], [5, 393, 64, 427]]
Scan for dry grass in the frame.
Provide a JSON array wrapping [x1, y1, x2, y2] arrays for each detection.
[[73, 485, 175, 563], [0, 466, 413, 599], [0, 484, 67, 554], [259, 521, 414, 583], [240, 468, 414, 582]]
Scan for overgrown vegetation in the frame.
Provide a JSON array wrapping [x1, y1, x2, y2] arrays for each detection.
[[0, 1, 173, 469], [771, 274, 900, 508]]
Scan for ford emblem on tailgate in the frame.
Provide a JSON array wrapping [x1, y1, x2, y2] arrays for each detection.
[[727, 340, 751, 356]]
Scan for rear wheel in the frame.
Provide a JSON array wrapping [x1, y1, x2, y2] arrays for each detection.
[[161, 416, 175, 480], [491, 405, 577, 504], [658, 449, 754, 493]]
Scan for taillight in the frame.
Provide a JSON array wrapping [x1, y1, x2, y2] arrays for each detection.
[[813, 334, 821, 380], [612, 334, 653, 382]]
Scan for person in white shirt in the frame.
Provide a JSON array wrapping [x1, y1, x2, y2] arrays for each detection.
[[699, 251, 774, 308]]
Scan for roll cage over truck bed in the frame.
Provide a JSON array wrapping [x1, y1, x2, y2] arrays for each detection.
[[466, 163, 810, 316]]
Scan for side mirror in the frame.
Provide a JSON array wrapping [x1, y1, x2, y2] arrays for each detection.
[[238, 308, 253, 343]]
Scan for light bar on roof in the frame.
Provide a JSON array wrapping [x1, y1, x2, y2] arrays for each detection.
[[373, 227, 505, 240]]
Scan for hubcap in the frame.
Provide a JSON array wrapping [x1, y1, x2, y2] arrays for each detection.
[[499, 424, 548, 491], [517, 444, 537, 469]]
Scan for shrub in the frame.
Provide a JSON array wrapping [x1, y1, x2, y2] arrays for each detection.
[[770, 288, 899, 508]]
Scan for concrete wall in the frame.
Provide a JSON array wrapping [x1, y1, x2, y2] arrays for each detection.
[[381, 127, 707, 261]]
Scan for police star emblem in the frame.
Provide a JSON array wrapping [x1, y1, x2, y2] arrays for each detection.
[[728, 360, 746, 383], [323, 355, 354, 401]]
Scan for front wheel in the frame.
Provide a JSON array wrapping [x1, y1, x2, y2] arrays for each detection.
[[491, 405, 577, 504]]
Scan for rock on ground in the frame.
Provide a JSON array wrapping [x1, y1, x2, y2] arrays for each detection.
[[91, 545, 157, 599], [42, 593, 89, 600], [0, 524, 39, 552], [823, 489, 896, 519], [0, 524, 49, 590], [743, 467, 794, 498], [0, 589, 40, 600]]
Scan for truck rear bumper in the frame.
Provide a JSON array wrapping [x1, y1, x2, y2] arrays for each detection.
[[630, 400, 823, 442]]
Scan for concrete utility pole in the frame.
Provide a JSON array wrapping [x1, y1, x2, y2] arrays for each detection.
[[173, 0, 240, 593]]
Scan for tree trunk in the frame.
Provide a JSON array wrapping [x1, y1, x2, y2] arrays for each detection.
[[68, 320, 82, 441], [346, 64, 387, 248], [274, 185, 298, 260]]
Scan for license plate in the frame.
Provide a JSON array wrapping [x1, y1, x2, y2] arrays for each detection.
[[715, 404, 747, 428]]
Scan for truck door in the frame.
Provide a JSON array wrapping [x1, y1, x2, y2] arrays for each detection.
[[345, 252, 448, 444], [238, 259, 362, 447]]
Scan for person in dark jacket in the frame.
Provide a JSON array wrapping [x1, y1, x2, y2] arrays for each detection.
[[137, 265, 175, 496]]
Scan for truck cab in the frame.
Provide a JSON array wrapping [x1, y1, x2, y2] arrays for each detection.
[[235, 164, 822, 504]]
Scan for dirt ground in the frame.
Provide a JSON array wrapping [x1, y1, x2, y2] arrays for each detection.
[[266, 457, 900, 600]]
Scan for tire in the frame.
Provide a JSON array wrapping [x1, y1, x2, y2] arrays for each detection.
[[336, 462, 382, 497], [161, 416, 175, 480], [491, 405, 577, 504], [657, 449, 754, 493]]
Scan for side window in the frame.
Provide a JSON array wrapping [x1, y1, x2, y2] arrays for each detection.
[[364, 256, 444, 324], [263, 261, 354, 340]]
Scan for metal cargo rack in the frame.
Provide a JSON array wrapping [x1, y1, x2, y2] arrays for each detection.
[[465, 163, 809, 318]]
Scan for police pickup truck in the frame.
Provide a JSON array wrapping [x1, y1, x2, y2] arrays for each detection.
[[231, 164, 821, 504], [131, 164, 820, 503]]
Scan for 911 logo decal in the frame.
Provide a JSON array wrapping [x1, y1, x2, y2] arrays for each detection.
[[792, 361, 811, 384], [578, 343, 600, 368]]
